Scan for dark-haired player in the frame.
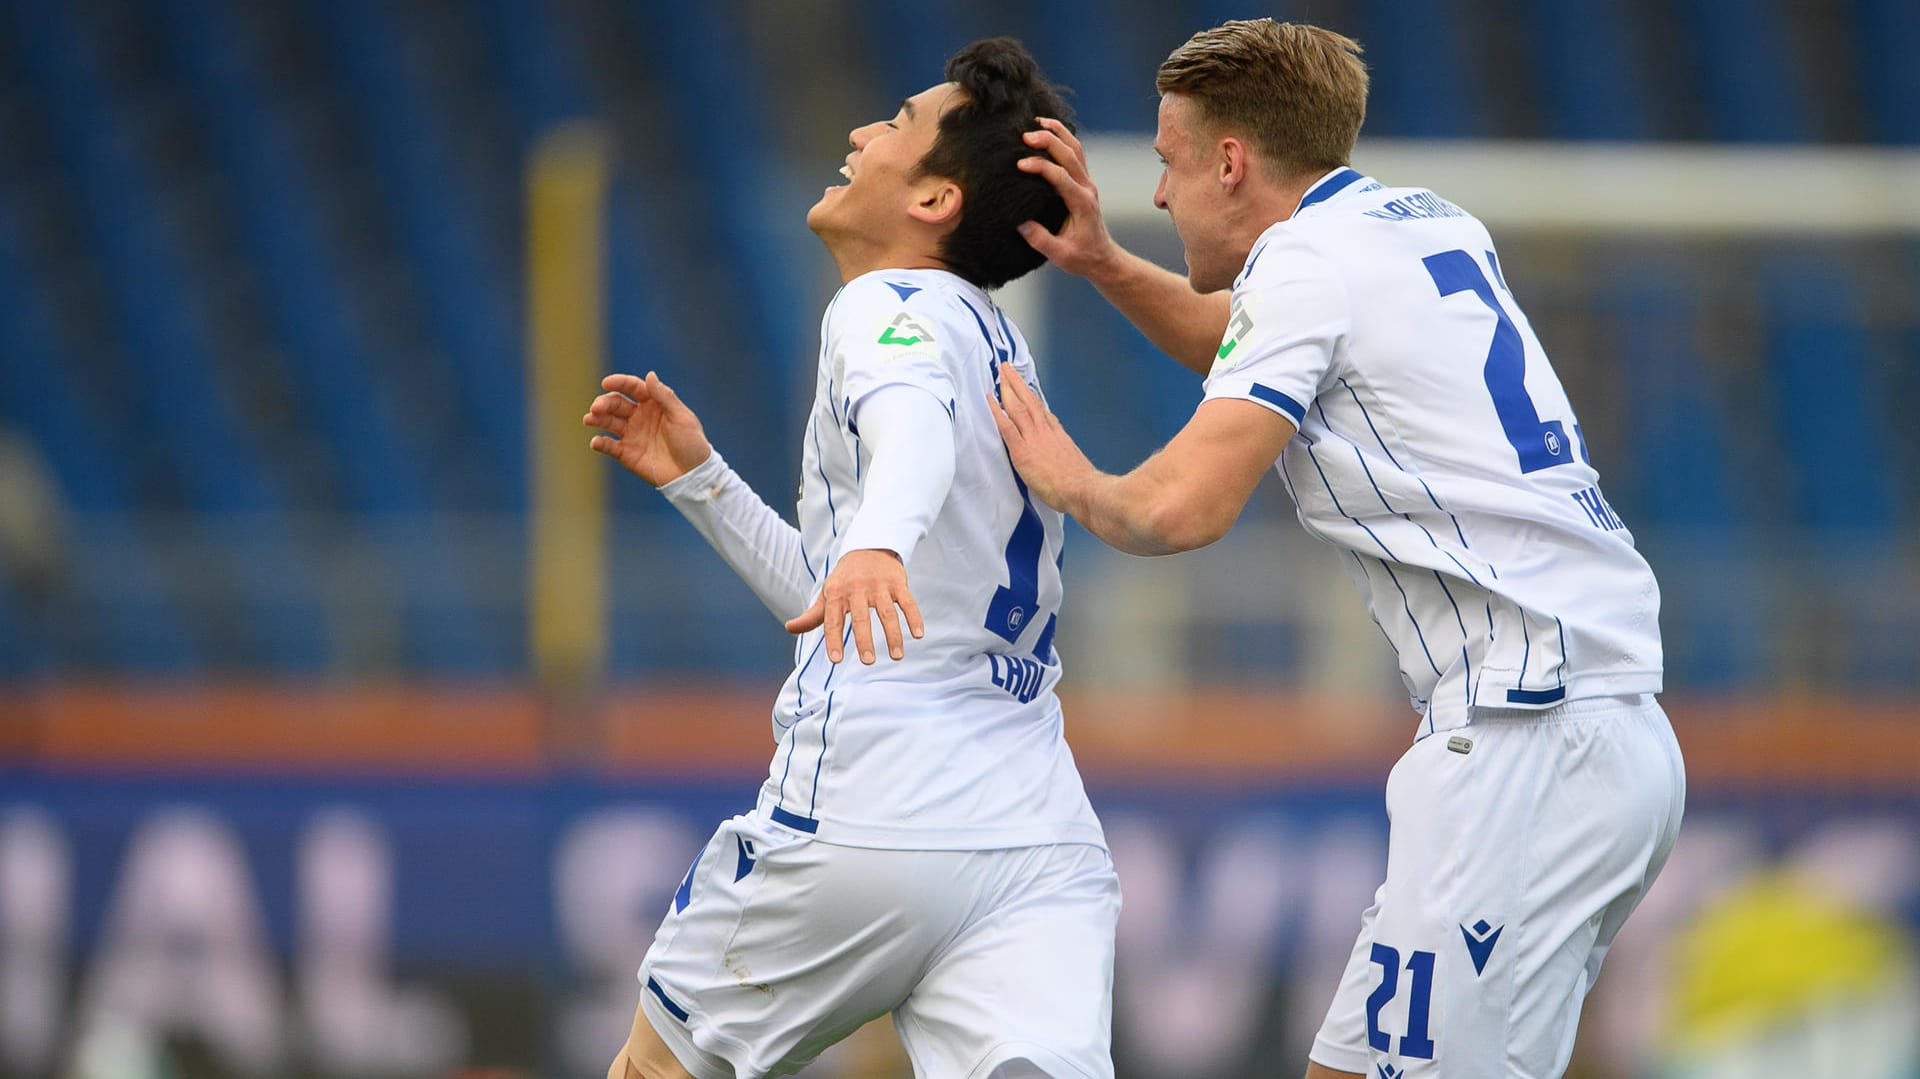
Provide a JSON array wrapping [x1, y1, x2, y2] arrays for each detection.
[[586, 39, 1117, 1079]]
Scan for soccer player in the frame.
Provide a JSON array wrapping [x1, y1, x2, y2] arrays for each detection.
[[991, 19, 1685, 1079], [583, 39, 1117, 1079]]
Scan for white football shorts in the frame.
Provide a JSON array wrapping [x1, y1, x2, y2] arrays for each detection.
[[1310, 694, 1685, 1077], [637, 812, 1120, 1079]]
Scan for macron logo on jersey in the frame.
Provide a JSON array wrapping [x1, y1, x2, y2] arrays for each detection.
[[1461, 919, 1504, 975]]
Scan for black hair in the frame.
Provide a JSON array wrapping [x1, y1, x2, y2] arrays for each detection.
[[916, 38, 1076, 290]]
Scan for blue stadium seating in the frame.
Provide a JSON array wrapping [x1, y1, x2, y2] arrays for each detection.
[[0, 0, 1912, 683]]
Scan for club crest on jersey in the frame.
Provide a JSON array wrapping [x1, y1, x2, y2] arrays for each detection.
[[1461, 918, 1504, 975], [877, 312, 934, 348], [1211, 297, 1255, 372]]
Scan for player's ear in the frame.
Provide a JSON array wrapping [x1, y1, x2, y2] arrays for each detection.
[[1218, 136, 1249, 193], [908, 180, 962, 227]]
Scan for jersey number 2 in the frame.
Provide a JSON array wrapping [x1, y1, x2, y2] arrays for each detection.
[[1423, 249, 1573, 474]]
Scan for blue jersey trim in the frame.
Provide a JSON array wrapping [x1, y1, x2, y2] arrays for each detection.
[[769, 806, 820, 833], [646, 977, 690, 1023], [1249, 382, 1307, 424], [1295, 168, 1364, 213], [1505, 686, 1568, 706]]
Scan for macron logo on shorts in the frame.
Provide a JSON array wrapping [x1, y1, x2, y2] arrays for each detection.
[[1461, 919, 1504, 975], [1378, 1064, 1404, 1079]]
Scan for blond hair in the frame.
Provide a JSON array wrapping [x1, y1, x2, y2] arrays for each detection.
[[1155, 20, 1368, 177]]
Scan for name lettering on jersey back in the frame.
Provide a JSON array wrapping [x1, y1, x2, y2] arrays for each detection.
[[1363, 192, 1467, 222], [1571, 486, 1626, 531], [987, 654, 1044, 704]]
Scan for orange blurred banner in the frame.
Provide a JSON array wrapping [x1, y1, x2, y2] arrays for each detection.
[[4, 684, 1916, 790]]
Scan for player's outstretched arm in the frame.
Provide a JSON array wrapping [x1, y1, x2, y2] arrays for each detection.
[[584, 371, 711, 486], [991, 364, 1291, 555], [1018, 118, 1230, 376], [587, 371, 814, 621]]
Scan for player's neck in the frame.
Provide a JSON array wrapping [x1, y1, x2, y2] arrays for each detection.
[[1271, 170, 1324, 224], [822, 234, 949, 285]]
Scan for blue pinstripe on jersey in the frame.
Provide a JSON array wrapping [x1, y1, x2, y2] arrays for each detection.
[[1305, 433, 1445, 678], [808, 693, 835, 818], [1312, 397, 1475, 699], [1329, 381, 1497, 583]]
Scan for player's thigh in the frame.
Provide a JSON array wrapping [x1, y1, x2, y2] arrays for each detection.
[[895, 844, 1120, 1079], [609, 996, 698, 1079], [642, 817, 964, 1077]]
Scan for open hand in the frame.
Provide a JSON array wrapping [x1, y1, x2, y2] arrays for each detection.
[[584, 372, 711, 487], [784, 549, 925, 664], [987, 364, 1096, 513]]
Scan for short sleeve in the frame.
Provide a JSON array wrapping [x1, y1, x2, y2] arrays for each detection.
[[1201, 232, 1348, 427], [835, 280, 959, 433]]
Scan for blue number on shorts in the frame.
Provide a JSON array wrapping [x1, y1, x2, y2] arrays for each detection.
[[1402, 948, 1437, 1058], [1365, 944, 1438, 1060], [1423, 249, 1574, 475], [1364, 944, 1399, 1053]]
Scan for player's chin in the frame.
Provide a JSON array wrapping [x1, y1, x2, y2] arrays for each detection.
[[1185, 264, 1231, 295], [806, 190, 846, 228]]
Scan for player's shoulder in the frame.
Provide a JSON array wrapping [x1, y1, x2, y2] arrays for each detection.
[[836, 269, 982, 325], [832, 269, 985, 353], [1233, 218, 1351, 310]]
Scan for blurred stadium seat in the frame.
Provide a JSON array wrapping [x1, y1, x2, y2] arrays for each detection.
[[0, 0, 1913, 683]]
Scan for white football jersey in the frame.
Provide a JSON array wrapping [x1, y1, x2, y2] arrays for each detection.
[[761, 268, 1104, 850], [1204, 168, 1663, 734]]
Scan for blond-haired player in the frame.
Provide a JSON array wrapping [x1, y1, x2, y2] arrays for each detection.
[[995, 19, 1684, 1078]]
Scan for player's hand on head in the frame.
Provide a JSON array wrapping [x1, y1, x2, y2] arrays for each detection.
[[1016, 117, 1117, 279], [784, 548, 925, 665], [988, 364, 1095, 513], [584, 371, 712, 487]]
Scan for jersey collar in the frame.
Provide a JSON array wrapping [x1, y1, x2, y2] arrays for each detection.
[[1292, 166, 1367, 217]]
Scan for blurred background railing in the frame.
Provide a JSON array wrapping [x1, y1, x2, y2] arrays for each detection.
[[1, 1, 1917, 1077]]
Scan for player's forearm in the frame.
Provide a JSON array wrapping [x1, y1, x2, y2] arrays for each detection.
[[1062, 460, 1229, 557], [659, 450, 815, 620], [1084, 247, 1232, 376]]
